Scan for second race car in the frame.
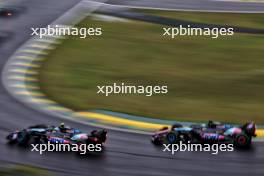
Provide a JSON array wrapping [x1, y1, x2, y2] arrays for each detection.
[[151, 121, 257, 148]]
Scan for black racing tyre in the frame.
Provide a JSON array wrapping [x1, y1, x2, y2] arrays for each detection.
[[166, 131, 179, 144], [234, 133, 251, 148], [17, 130, 30, 145]]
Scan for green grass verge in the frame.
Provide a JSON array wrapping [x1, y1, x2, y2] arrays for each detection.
[[39, 12, 264, 124], [0, 165, 52, 176]]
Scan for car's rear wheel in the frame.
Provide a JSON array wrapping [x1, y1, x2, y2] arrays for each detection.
[[234, 133, 251, 148]]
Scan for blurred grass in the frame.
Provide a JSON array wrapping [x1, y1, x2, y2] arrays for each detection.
[[39, 12, 264, 124], [0, 165, 52, 176]]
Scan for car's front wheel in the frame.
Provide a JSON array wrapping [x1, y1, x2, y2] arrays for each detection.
[[17, 130, 30, 145], [166, 131, 180, 144]]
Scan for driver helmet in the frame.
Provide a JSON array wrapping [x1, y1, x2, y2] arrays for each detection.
[[59, 122, 65, 129]]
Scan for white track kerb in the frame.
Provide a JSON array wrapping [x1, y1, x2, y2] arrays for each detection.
[[2, 1, 264, 137]]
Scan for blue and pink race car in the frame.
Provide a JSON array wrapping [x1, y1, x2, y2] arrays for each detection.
[[6, 124, 107, 149], [152, 121, 257, 148]]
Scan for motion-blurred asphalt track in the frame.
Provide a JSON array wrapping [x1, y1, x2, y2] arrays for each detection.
[[0, 0, 264, 175]]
